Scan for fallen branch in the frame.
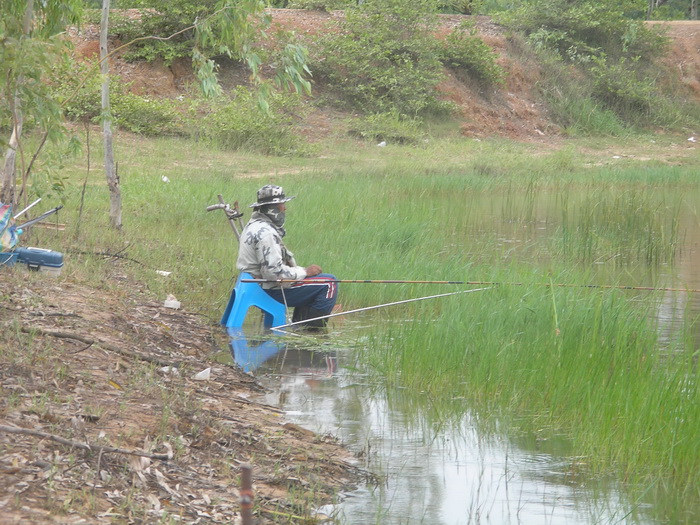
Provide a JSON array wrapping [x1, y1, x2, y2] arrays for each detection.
[[0, 424, 171, 460], [20, 326, 176, 368]]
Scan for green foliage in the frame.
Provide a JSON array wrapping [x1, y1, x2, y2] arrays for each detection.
[[589, 55, 656, 115], [523, 47, 626, 136], [48, 59, 182, 136], [496, 1, 687, 132], [0, 0, 84, 202], [497, 0, 667, 62], [437, 0, 482, 14], [312, 0, 446, 117], [189, 88, 307, 155], [347, 111, 427, 144], [112, 92, 183, 136], [49, 59, 102, 123], [649, 0, 697, 20], [439, 20, 505, 85], [286, 0, 353, 9], [111, 1, 212, 65], [112, 1, 311, 101]]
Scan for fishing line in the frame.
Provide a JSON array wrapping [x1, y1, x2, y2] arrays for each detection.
[[271, 286, 493, 331]]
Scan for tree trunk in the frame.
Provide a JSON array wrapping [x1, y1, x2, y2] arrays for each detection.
[[691, 0, 698, 20], [1, 0, 33, 206], [1, 105, 23, 206], [101, 0, 122, 229]]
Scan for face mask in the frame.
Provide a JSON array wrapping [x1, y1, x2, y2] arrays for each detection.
[[261, 205, 286, 229]]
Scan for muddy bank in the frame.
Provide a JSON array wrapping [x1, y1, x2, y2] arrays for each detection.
[[0, 268, 362, 523]]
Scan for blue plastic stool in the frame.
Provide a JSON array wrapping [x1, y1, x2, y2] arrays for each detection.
[[221, 272, 287, 329]]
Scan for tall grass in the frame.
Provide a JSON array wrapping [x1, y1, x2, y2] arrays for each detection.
[[29, 132, 699, 316]]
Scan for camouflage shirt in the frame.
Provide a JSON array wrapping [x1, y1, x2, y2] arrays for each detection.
[[236, 212, 306, 289]]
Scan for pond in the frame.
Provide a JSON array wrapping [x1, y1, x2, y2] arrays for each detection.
[[226, 332, 655, 525], [221, 181, 699, 524]]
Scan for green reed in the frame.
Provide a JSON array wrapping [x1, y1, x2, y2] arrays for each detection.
[[357, 273, 700, 518]]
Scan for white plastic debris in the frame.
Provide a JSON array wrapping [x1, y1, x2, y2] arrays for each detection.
[[192, 367, 211, 381], [164, 294, 180, 309], [156, 270, 172, 277], [377, 141, 386, 147], [161, 175, 170, 183], [688, 136, 697, 143]]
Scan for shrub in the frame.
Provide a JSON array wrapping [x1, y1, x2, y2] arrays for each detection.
[[311, 0, 446, 117], [112, 92, 183, 136], [439, 20, 505, 86], [438, 0, 482, 14], [49, 59, 103, 123], [347, 111, 427, 144], [286, 0, 353, 10], [497, 0, 667, 62], [589, 56, 655, 115], [189, 88, 307, 155], [520, 43, 626, 136], [49, 59, 183, 136], [496, 0, 687, 132], [110, 1, 213, 65]]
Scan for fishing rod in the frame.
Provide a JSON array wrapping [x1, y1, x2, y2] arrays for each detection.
[[15, 206, 63, 232], [243, 278, 700, 294], [271, 286, 493, 331], [243, 278, 466, 285]]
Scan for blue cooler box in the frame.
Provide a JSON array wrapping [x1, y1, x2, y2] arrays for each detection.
[[16, 247, 64, 276]]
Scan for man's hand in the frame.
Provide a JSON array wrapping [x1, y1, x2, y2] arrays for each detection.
[[304, 264, 322, 277]]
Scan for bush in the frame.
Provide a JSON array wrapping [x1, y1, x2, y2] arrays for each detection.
[[347, 111, 427, 144], [520, 44, 626, 136], [589, 56, 655, 115], [190, 88, 307, 155], [49, 59, 183, 136], [110, 1, 214, 65], [439, 21, 505, 86], [49, 59, 103, 123], [497, 0, 667, 62], [438, 0, 482, 14], [286, 0, 353, 10], [311, 0, 446, 117], [496, 0, 688, 132], [112, 92, 183, 136]]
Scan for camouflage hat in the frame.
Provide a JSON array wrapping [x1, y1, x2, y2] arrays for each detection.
[[249, 184, 296, 208]]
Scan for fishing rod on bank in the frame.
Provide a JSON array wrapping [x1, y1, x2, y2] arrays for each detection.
[[242, 278, 700, 294]]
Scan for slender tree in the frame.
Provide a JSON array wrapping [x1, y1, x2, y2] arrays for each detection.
[[100, 0, 121, 229], [0, 1, 83, 207]]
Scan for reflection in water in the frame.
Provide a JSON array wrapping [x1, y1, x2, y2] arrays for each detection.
[[227, 328, 286, 373], [227, 327, 337, 376], [225, 328, 656, 525]]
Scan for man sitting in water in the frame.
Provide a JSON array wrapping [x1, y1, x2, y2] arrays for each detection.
[[236, 184, 338, 330]]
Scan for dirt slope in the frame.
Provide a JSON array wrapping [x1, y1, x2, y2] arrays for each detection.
[[70, 10, 700, 141]]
